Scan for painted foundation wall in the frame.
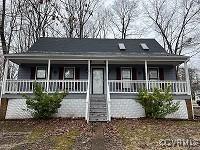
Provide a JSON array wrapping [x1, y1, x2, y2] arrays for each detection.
[[110, 99, 188, 119], [5, 99, 188, 119], [5, 99, 86, 119]]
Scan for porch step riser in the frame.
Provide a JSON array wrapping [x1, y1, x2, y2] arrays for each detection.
[[89, 115, 107, 119], [90, 101, 106, 104], [90, 108, 107, 111], [90, 100, 106, 102], [90, 111, 107, 114]]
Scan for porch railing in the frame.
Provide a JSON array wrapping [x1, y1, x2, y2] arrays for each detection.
[[108, 80, 146, 93], [148, 80, 188, 94], [108, 80, 188, 94], [5, 79, 88, 94]]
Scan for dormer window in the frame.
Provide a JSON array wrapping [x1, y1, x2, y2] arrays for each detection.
[[140, 43, 149, 50], [118, 43, 126, 51]]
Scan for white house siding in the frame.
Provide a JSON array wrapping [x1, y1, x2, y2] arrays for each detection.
[[5, 99, 86, 119], [110, 99, 188, 119]]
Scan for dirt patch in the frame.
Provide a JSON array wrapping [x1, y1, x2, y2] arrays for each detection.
[[113, 119, 200, 150], [1, 118, 200, 150], [0, 119, 90, 150]]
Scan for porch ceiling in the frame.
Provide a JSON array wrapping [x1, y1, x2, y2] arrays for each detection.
[[8, 59, 184, 66]]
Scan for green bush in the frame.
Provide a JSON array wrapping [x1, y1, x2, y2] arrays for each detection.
[[23, 83, 67, 119], [136, 87, 179, 118]]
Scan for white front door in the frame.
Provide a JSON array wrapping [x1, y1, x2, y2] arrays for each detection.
[[92, 68, 104, 94]]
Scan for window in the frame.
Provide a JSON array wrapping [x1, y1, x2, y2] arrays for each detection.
[[36, 66, 47, 79], [64, 67, 75, 79], [121, 68, 132, 88], [148, 68, 159, 80], [121, 68, 132, 80]]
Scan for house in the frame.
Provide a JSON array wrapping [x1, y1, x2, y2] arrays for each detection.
[[0, 38, 193, 121]]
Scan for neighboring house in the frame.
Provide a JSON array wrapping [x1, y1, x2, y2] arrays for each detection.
[[0, 38, 193, 121]]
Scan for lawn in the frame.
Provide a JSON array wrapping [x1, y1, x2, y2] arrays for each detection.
[[0, 119, 93, 150], [109, 119, 200, 150], [0, 118, 200, 150]]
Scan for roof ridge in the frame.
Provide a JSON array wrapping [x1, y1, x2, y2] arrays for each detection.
[[39, 37, 156, 40]]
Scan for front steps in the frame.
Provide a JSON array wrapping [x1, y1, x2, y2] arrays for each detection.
[[89, 95, 108, 122]]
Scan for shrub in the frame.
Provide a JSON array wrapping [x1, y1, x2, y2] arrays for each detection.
[[136, 87, 179, 118], [23, 83, 67, 119]]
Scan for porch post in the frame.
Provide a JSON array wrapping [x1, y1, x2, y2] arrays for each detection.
[[1, 58, 9, 96], [145, 60, 148, 90], [106, 60, 111, 121], [86, 60, 90, 122], [47, 59, 51, 92], [184, 60, 191, 95], [106, 60, 109, 89], [88, 60, 90, 88]]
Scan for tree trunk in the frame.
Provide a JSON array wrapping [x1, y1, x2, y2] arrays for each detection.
[[0, 0, 7, 55]]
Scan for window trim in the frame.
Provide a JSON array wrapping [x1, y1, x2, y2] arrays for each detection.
[[120, 67, 132, 80], [63, 67, 75, 80], [148, 67, 159, 80], [36, 66, 47, 80]]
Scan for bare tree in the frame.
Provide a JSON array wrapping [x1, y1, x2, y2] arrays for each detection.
[[0, 0, 57, 79], [0, 0, 7, 54], [145, 0, 200, 55], [178, 67, 200, 98], [110, 0, 138, 39], [56, 0, 100, 38], [17, 0, 56, 49], [86, 8, 112, 38]]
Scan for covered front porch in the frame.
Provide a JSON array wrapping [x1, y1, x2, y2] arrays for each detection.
[[2, 59, 190, 95], [1, 57, 191, 121]]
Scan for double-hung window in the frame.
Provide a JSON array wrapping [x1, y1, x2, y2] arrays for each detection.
[[148, 68, 159, 80], [36, 66, 47, 79], [121, 68, 132, 88]]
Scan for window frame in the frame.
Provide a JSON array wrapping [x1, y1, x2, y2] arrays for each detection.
[[63, 67, 75, 80], [36, 66, 47, 79], [121, 67, 132, 80], [148, 67, 159, 80]]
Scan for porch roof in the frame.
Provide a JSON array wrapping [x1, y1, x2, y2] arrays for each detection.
[[5, 52, 188, 65]]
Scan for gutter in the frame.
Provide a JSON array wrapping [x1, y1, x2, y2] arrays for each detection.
[[4, 53, 189, 61]]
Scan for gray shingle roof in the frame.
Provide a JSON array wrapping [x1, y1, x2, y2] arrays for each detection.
[[27, 37, 169, 55]]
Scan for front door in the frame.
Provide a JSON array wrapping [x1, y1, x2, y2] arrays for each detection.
[[92, 68, 104, 94]]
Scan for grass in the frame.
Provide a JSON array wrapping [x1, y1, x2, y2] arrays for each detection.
[[28, 128, 47, 142], [0, 119, 84, 150], [1, 118, 200, 149], [115, 119, 200, 150], [117, 121, 168, 149], [51, 130, 80, 150]]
